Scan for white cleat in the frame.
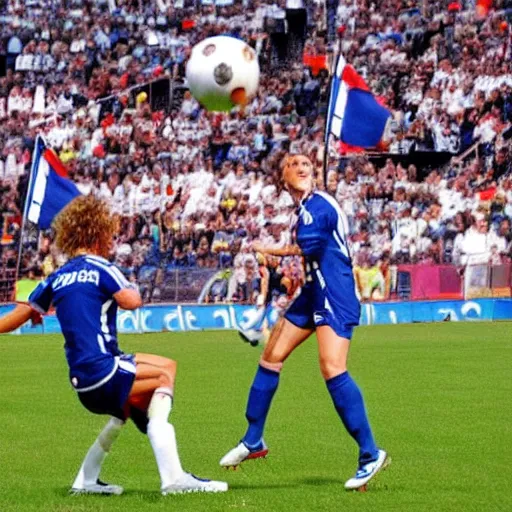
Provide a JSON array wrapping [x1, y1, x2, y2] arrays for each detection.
[[219, 441, 268, 468], [238, 329, 264, 347], [70, 479, 124, 496], [344, 449, 390, 491], [161, 473, 228, 495]]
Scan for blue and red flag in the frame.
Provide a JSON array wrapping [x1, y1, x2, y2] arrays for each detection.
[[325, 55, 391, 148], [25, 136, 81, 229]]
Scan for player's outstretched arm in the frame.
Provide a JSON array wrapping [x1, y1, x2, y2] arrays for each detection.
[[0, 303, 41, 333], [253, 242, 302, 257], [114, 288, 143, 310]]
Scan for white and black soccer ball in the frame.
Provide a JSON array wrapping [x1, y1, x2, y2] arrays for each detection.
[[185, 36, 260, 112]]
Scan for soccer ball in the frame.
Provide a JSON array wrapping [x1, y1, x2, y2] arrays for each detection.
[[185, 36, 260, 112]]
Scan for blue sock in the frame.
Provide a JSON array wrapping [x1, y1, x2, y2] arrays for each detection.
[[242, 365, 280, 449], [326, 371, 378, 465]]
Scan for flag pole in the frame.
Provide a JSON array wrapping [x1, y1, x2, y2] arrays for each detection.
[[322, 50, 340, 192], [14, 135, 43, 300]]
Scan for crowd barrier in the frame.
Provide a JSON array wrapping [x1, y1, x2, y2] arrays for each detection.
[[359, 298, 512, 325], [1, 298, 512, 336], [393, 263, 512, 301]]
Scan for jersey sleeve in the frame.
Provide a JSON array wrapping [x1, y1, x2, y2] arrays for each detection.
[[99, 264, 133, 296], [300, 211, 330, 257], [28, 279, 53, 314]]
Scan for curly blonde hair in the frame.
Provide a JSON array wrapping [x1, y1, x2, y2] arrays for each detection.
[[53, 195, 118, 258]]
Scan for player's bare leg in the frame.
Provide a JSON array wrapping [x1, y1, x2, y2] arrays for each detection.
[[70, 355, 176, 496], [131, 355, 227, 495], [261, 317, 312, 362], [317, 326, 390, 491], [260, 325, 271, 347], [220, 319, 313, 468]]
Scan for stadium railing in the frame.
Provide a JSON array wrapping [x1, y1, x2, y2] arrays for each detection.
[[96, 77, 175, 114], [0, 269, 16, 303], [133, 266, 219, 304], [150, 263, 512, 304], [338, 151, 454, 178], [2, 263, 512, 307], [463, 262, 512, 299]]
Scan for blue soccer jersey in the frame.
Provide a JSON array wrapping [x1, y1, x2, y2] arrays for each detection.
[[285, 191, 361, 339], [29, 255, 132, 391]]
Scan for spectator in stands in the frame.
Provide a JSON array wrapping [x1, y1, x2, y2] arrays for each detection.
[[353, 253, 386, 302], [1, 0, 512, 304], [455, 211, 507, 266], [491, 147, 511, 181]]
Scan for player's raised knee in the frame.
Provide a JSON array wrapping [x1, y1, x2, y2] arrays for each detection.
[[261, 342, 288, 364], [163, 358, 177, 376], [262, 349, 291, 365], [158, 369, 175, 388]]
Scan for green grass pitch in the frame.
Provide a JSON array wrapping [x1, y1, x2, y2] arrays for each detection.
[[1, 322, 511, 512]]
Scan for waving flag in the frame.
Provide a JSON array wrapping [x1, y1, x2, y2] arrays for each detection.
[[325, 55, 391, 148], [25, 136, 81, 229]]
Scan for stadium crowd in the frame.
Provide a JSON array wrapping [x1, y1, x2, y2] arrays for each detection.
[[1, 0, 512, 303]]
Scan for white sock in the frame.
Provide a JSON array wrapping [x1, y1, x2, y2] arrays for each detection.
[[146, 387, 184, 489], [72, 417, 124, 489], [148, 386, 173, 419]]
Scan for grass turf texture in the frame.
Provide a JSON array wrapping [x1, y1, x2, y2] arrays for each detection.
[[0, 322, 511, 512]]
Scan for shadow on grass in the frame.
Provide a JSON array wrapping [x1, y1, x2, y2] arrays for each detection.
[[56, 477, 363, 497], [301, 477, 398, 493], [300, 477, 344, 486], [228, 482, 297, 491], [231, 477, 352, 491], [56, 487, 162, 502], [120, 490, 164, 502], [56, 478, 396, 501]]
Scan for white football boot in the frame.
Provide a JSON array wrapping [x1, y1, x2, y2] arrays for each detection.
[[219, 441, 268, 468], [344, 449, 390, 491], [161, 473, 228, 495], [70, 479, 124, 495], [238, 329, 264, 347]]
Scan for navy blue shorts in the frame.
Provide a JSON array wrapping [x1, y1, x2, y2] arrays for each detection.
[[284, 282, 360, 340], [77, 354, 148, 432]]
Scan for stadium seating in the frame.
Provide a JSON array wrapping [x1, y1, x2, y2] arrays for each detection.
[[0, 0, 511, 303]]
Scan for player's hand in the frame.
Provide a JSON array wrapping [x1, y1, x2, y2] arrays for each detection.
[[30, 309, 43, 327]]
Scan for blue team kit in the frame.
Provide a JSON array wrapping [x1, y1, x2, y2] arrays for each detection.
[[285, 191, 360, 339], [28, 255, 140, 424]]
